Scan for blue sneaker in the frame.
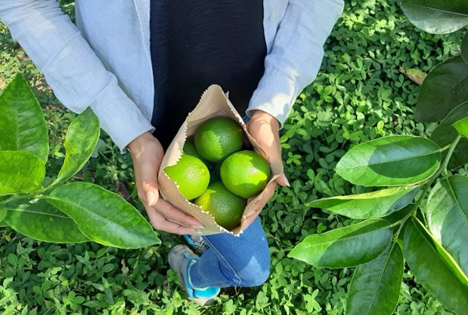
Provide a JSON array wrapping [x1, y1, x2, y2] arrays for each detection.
[[168, 245, 220, 305], [184, 234, 209, 253]]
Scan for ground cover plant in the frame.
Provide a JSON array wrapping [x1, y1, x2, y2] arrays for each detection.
[[0, 0, 467, 314]]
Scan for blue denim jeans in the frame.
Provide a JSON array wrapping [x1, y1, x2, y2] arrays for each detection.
[[189, 217, 270, 288]]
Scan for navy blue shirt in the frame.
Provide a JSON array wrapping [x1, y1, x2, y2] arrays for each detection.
[[150, 0, 266, 149]]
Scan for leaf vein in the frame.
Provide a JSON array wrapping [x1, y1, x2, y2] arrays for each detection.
[[364, 245, 395, 315], [343, 150, 439, 170], [46, 196, 152, 240], [6, 207, 72, 219], [300, 226, 389, 250]]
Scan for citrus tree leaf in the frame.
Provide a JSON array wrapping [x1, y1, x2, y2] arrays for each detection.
[[55, 107, 100, 183], [401, 0, 468, 34], [425, 175, 468, 277], [288, 220, 393, 268], [462, 32, 468, 63], [415, 56, 468, 122], [4, 199, 89, 243], [431, 102, 468, 169], [448, 143, 468, 169], [0, 205, 6, 222], [0, 221, 8, 227], [0, 151, 45, 196], [403, 218, 468, 315], [383, 205, 415, 224], [308, 187, 418, 219], [453, 117, 468, 138], [336, 136, 441, 187], [46, 182, 159, 249], [346, 243, 404, 315], [0, 74, 49, 163]]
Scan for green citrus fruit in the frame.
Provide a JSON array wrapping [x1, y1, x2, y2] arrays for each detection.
[[183, 139, 208, 164], [164, 154, 210, 200], [184, 140, 220, 182], [220, 150, 271, 198], [194, 181, 246, 230], [194, 117, 243, 162]]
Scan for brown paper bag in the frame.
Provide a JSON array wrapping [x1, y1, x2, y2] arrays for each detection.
[[158, 85, 282, 236]]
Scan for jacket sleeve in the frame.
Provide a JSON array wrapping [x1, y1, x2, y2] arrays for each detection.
[[246, 0, 344, 126], [0, 0, 154, 152]]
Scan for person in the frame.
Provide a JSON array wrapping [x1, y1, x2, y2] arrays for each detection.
[[0, 0, 344, 306]]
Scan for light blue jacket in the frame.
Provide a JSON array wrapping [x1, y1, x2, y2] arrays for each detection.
[[0, 0, 344, 151]]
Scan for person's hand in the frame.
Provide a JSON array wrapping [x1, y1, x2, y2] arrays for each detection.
[[128, 132, 204, 235], [243, 110, 289, 228]]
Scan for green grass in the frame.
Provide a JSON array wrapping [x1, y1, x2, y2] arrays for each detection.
[[0, 0, 466, 314]]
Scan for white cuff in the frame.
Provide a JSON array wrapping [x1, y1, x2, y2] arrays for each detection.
[[246, 69, 299, 128], [89, 82, 155, 153]]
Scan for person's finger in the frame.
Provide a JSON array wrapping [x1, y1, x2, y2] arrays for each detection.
[[243, 209, 260, 229], [242, 182, 275, 229], [134, 157, 159, 205], [144, 205, 200, 235], [246, 181, 276, 217], [153, 198, 204, 228], [129, 135, 164, 206], [275, 173, 290, 187], [134, 170, 152, 206], [138, 157, 161, 206]]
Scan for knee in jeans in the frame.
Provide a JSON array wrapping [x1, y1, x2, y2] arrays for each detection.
[[236, 255, 270, 287], [238, 267, 270, 287]]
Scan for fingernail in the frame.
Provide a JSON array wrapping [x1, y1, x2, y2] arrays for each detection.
[[191, 225, 204, 229], [281, 174, 290, 187], [196, 230, 204, 235], [147, 191, 156, 205]]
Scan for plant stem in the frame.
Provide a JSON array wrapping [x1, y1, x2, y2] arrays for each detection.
[[393, 135, 461, 238], [439, 144, 452, 152], [440, 135, 461, 174], [1, 193, 34, 206]]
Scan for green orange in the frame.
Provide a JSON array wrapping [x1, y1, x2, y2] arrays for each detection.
[[194, 117, 243, 162], [194, 181, 246, 230], [183, 139, 207, 163], [220, 150, 271, 198], [164, 154, 210, 200]]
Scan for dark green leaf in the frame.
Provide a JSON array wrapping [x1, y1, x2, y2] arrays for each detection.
[[308, 187, 418, 219], [416, 56, 468, 122], [404, 218, 468, 315], [431, 102, 468, 169], [0, 74, 49, 163], [346, 243, 403, 315], [336, 136, 441, 187], [55, 107, 100, 183], [0, 202, 7, 226], [0, 205, 6, 222], [383, 205, 415, 224], [47, 182, 159, 249], [453, 117, 468, 138], [4, 199, 89, 243], [0, 151, 45, 196], [425, 176, 468, 277], [401, 0, 468, 34], [288, 220, 392, 268], [462, 32, 468, 63]]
